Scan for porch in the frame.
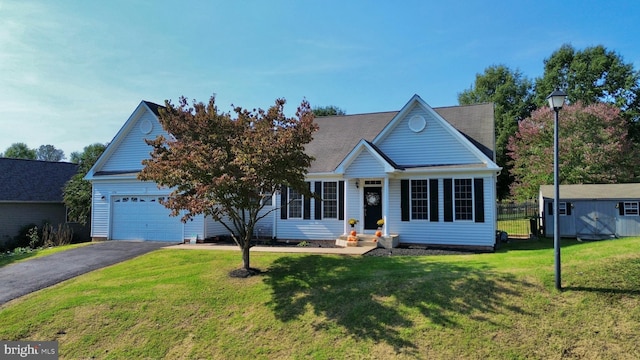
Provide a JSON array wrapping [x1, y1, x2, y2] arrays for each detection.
[[335, 233, 400, 249]]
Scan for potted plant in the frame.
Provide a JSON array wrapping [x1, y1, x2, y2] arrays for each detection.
[[376, 219, 384, 228], [348, 218, 359, 228]]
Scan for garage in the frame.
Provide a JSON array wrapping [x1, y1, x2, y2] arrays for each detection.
[[111, 195, 183, 241]]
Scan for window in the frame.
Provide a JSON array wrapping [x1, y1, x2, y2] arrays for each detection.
[[288, 188, 303, 218], [624, 202, 639, 216], [323, 182, 338, 219], [454, 179, 473, 221], [411, 180, 428, 220], [559, 202, 567, 216]]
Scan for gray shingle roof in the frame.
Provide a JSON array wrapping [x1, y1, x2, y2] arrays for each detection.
[[143, 101, 163, 116], [540, 184, 640, 200], [306, 103, 495, 173], [0, 159, 78, 202]]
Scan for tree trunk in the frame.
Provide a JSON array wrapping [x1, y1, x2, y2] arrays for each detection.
[[242, 239, 251, 270]]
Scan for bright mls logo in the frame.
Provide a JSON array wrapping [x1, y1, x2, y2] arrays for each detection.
[[1, 341, 58, 359]]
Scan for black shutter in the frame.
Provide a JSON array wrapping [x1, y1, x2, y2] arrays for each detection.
[[338, 181, 345, 220], [314, 181, 322, 220], [429, 179, 439, 222], [444, 179, 453, 222], [280, 185, 288, 219], [474, 178, 485, 223], [619, 202, 625, 216], [548, 202, 553, 216], [567, 202, 572, 216], [303, 182, 311, 220], [401, 179, 410, 221]]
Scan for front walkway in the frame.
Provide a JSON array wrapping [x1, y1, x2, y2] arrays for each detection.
[[166, 243, 373, 255]]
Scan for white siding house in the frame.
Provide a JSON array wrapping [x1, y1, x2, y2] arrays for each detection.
[[86, 95, 500, 249]]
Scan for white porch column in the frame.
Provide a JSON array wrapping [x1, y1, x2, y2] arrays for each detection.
[[343, 179, 349, 235], [383, 177, 390, 236]]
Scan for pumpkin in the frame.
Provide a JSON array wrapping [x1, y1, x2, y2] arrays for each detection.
[[350, 230, 357, 236], [375, 230, 382, 237]]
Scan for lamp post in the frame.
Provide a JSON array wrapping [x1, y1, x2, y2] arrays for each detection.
[[547, 89, 567, 290]]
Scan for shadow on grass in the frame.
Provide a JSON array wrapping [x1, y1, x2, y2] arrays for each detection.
[[564, 257, 640, 295], [263, 255, 532, 353]]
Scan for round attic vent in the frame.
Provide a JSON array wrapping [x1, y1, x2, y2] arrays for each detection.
[[408, 115, 426, 133], [140, 119, 153, 134]]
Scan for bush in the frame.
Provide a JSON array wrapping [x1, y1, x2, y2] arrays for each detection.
[[5, 222, 75, 253], [13, 223, 39, 249]]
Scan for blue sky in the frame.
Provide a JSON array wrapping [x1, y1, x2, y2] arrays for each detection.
[[1, 0, 638, 158]]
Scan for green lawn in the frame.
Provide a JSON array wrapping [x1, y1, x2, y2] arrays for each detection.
[[1, 238, 639, 359]]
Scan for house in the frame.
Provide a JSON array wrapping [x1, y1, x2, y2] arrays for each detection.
[[85, 95, 501, 249], [539, 184, 640, 240], [0, 158, 84, 245]]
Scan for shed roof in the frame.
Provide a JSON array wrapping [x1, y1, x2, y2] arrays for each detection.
[[0, 158, 78, 202], [306, 103, 495, 173], [540, 184, 640, 200]]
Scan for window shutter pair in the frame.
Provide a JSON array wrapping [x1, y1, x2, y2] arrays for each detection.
[[315, 181, 345, 220], [399, 179, 441, 222], [279, 183, 310, 219], [548, 202, 572, 216], [443, 178, 484, 223], [281, 181, 344, 220]]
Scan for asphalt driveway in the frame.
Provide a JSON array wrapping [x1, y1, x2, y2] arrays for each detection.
[[0, 241, 171, 306]]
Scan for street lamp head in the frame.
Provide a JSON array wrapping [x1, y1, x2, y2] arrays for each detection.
[[547, 89, 567, 110]]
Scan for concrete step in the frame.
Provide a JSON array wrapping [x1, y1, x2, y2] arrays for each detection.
[[335, 234, 380, 248]]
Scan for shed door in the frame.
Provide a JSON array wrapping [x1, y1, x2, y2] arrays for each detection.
[[111, 195, 183, 241], [574, 201, 616, 239]]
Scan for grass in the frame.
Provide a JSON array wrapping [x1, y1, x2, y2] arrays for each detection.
[[0, 242, 92, 268], [1, 238, 640, 359], [497, 218, 531, 236]]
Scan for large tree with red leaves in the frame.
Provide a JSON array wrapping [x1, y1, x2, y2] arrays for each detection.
[[507, 102, 640, 199], [139, 96, 317, 273]]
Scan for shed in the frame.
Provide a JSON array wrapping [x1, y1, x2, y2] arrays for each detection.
[[539, 184, 640, 240]]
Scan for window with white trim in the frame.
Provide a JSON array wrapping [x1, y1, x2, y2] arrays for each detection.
[[454, 179, 473, 221], [411, 179, 428, 220], [624, 202, 639, 216], [323, 182, 338, 219], [559, 202, 567, 216], [288, 188, 303, 218]]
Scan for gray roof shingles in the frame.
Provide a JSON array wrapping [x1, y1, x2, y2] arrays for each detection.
[[540, 184, 640, 200], [306, 103, 495, 173], [0, 159, 78, 202]]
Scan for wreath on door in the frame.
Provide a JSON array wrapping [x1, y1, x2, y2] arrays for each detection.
[[366, 192, 380, 206]]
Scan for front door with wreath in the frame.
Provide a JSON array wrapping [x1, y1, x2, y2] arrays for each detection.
[[363, 186, 382, 230]]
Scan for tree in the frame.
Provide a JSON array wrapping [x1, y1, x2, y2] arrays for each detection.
[[534, 44, 640, 117], [458, 65, 535, 199], [139, 96, 318, 274], [63, 143, 108, 224], [2, 142, 36, 159], [36, 144, 65, 161], [312, 105, 346, 116], [507, 102, 639, 199]]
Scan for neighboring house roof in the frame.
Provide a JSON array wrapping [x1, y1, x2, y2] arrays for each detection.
[[0, 158, 78, 202], [307, 96, 495, 173], [540, 184, 640, 200]]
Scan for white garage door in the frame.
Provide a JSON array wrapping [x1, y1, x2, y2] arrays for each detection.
[[111, 195, 183, 241]]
